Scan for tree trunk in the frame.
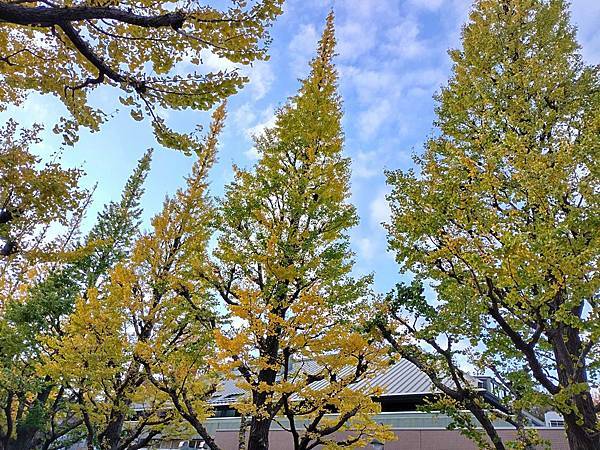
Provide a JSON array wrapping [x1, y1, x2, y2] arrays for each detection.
[[550, 324, 600, 450], [467, 401, 506, 450], [247, 416, 272, 450], [238, 415, 250, 450], [563, 417, 600, 450], [559, 391, 599, 450], [245, 322, 281, 450], [8, 386, 54, 450], [100, 416, 125, 450]]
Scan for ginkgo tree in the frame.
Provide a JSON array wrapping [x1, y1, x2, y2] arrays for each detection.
[[207, 14, 393, 450], [0, 120, 86, 450], [374, 282, 544, 450], [43, 106, 227, 450], [0, 0, 283, 150], [0, 147, 153, 450], [383, 1, 600, 449], [0, 119, 84, 259]]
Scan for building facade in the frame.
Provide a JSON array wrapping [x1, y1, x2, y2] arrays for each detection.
[[145, 359, 568, 450]]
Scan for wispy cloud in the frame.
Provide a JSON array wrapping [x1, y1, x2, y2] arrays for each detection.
[[288, 23, 319, 77], [245, 61, 275, 100], [408, 0, 445, 12], [384, 17, 427, 59], [235, 106, 278, 160], [355, 236, 376, 260], [369, 189, 391, 228], [352, 150, 383, 179], [358, 100, 392, 139], [233, 103, 257, 130], [570, 0, 600, 63], [245, 106, 277, 141], [337, 21, 377, 61], [244, 146, 261, 160]]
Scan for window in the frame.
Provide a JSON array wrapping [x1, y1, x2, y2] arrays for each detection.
[[150, 440, 183, 449], [549, 420, 564, 428], [214, 407, 238, 417]]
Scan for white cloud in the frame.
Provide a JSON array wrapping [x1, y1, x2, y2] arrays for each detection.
[[408, 0, 445, 11], [355, 236, 375, 260], [233, 103, 257, 130], [239, 106, 277, 160], [358, 100, 392, 138], [244, 61, 275, 100], [384, 18, 426, 59], [370, 190, 391, 227], [288, 23, 319, 76], [399, 68, 447, 95], [244, 146, 261, 160], [352, 150, 382, 179], [570, 0, 600, 64], [337, 21, 376, 61], [245, 107, 277, 140], [289, 23, 318, 56], [201, 51, 274, 100], [233, 105, 277, 161], [339, 0, 398, 20], [201, 50, 238, 73], [342, 66, 398, 104]]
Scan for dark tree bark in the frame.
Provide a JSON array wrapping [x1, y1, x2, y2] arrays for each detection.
[[0, 383, 65, 450], [549, 325, 600, 450], [246, 417, 272, 450], [0, 3, 184, 94], [0, 4, 185, 29], [141, 363, 222, 450], [487, 284, 600, 450], [225, 299, 284, 450], [246, 363, 279, 450], [238, 415, 250, 450]]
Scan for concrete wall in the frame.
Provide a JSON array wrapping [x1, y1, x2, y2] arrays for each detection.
[[205, 413, 568, 450], [213, 428, 569, 450]]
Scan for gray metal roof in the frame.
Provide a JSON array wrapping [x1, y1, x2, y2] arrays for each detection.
[[354, 358, 438, 395], [208, 359, 460, 405], [211, 378, 246, 406]]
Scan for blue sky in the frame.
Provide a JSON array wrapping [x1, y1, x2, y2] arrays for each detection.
[[3, 0, 600, 294]]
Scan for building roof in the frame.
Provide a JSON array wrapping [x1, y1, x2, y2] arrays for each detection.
[[210, 378, 247, 406], [355, 358, 442, 396], [208, 358, 477, 406]]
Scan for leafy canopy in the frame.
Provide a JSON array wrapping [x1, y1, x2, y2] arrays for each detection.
[[211, 13, 393, 450], [385, 0, 599, 448], [0, 0, 283, 150], [42, 106, 226, 450], [0, 145, 152, 450]]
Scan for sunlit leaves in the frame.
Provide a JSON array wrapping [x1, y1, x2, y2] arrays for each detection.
[[385, 0, 600, 445], [211, 14, 391, 449], [0, 0, 283, 150]]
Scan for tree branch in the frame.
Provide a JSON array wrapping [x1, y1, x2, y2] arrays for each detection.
[[0, 4, 185, 29], [58, 21, 125, 85]]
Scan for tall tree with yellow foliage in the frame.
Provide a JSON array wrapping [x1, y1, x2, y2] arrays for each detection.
[[0, 143, 153, 450], [0, 120, 84, 260], [208, 14, 392, 450], [0, 120, 86, 450], [384, 1, 600, 449], [43, 106, 226, 450]]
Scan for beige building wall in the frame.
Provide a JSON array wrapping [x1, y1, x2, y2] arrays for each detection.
[[212, 428, 568, 450]]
